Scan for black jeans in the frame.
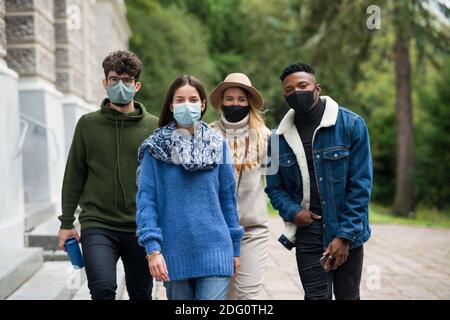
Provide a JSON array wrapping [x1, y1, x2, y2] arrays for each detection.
[[80, 227, 153, 300], [295, 220, 364, 300]]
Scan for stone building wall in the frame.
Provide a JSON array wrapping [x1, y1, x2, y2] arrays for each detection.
[[0, 0, 131, 248]]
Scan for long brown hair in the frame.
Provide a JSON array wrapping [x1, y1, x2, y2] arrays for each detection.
[[159, 75, 208, 128]]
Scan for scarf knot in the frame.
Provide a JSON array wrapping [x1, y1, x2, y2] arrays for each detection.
[[137, 122, 224, 183]]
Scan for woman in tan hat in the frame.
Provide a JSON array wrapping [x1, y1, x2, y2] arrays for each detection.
[[210, 73, 271, 300]]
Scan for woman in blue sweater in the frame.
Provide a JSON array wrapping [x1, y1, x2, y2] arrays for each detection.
[[136, 75, 244, 300]]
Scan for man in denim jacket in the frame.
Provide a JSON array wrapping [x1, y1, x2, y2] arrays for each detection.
[[265, 63, 372, 300]]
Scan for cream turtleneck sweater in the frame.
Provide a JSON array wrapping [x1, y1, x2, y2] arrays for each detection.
[[210, 114, 271, 227]]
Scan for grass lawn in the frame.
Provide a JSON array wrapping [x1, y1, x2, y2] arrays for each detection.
[[267, 200, 450, 229], [369, 203, 450, 229]]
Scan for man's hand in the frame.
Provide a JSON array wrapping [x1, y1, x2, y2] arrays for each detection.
[[149, 254, 170, 282], [322, 238, 350, 270], [232, 257, 240, 279], [294, 210, 321, 228], [58, 228, 80, 251]]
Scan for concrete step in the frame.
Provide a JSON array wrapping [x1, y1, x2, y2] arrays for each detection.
[[26, 214, 80, 251], [72, 259, 126, 300], [24, 202, 56, 232], [43, 250, 69, 262], [0, 248, 43, 300], [7, 261, 86, 300]]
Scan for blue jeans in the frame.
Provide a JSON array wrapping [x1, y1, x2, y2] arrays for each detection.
[[164, 276, 230, 300]]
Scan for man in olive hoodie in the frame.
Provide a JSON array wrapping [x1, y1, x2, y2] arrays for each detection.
[[57, 50, 158, 300]]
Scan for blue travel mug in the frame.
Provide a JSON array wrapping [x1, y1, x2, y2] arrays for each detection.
[[64, 237, 84, 269]]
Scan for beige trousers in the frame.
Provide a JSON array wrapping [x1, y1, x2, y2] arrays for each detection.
[[227, 221, 270, 300]]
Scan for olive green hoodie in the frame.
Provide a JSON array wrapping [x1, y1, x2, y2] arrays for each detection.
[[58, 99, 158, 232]]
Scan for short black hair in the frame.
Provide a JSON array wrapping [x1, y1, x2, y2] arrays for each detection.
[[280, 62, 315, 81], [102, 50, 143, 80]]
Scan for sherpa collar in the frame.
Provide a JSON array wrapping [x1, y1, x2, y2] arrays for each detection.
[[276, 96, 339, 135]]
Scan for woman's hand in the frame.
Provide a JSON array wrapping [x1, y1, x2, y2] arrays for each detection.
[[148, 254, 170, 281], [232, 257, 240, 279]]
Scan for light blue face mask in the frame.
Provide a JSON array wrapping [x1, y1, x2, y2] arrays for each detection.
[[173, 102, 202, 127], [106, 80, 136, 105]]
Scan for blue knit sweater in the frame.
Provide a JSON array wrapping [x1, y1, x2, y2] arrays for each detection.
[[136, 140, 244, 281]]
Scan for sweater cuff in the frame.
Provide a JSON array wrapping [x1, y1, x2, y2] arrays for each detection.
[[143, 239, 162, 255], [233, 240, 241, 257], [58, 214, 75, 230]]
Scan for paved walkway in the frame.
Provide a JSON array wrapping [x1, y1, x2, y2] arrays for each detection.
[[152, 217, 450, 300]]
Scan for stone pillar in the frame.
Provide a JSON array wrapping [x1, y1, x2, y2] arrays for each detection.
[[82, 0, 97, 106], [0, 0, 25, 248], [93, 0, 131, 104], [54, 0, 96, 156], [5, 0, 65, 229]]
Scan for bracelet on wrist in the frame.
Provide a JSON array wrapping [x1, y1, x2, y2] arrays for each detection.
[[146, 251, 160, 261]]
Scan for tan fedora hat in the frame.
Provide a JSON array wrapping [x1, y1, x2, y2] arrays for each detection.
[[210, 73, 264, 110]]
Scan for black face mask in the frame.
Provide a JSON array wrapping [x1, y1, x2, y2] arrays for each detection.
[[223, 105, 250, 123], [285, 90, 317, 114]]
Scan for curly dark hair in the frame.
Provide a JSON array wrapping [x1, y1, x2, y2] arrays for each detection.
[[102, 50, 143, 80], [280, 62, 315, 81]]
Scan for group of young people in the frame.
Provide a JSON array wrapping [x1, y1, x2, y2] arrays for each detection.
[[58, 50, 372, 301]]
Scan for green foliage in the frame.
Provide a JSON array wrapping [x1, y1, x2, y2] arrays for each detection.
[[235, 0, 378, 127], [126, 1, 218, 121], [415, 56, 450, 209], [161, 0, 246, 82], [369, 203, 450, 228], [125, 0, 450, 212], [353, 29, 397, 204]]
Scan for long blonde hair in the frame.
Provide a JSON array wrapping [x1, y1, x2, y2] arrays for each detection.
[[248, 99, 266, 130]]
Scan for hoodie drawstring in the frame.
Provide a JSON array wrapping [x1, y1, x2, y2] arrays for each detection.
[[114, 118, 128, 209], [117, 119, 128, 208]]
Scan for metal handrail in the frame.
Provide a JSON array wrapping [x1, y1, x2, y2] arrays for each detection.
[[18, 113, 61, 162], [13, 118, 29, 159]]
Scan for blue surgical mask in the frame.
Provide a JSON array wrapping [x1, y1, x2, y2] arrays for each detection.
[[173, 102, 202, 127], [106, 80, 136, 105]]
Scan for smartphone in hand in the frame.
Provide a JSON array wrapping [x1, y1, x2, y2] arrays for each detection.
[[320, 255, 335, 272]]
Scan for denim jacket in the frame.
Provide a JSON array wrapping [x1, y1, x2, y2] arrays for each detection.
[[265, 96, 372, 250]]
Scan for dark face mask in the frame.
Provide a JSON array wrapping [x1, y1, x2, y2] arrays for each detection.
[[223, 105, 250, 123], [285, 90, 317, 114]]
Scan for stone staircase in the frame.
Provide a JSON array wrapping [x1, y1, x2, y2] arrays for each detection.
[[24, 202, 57, 232], [1, 205, 90, 300], [7, 261, 86, 300], [0, 248, 43, 300], [2, 207, 162, 300], [25, 210, 80, 262]]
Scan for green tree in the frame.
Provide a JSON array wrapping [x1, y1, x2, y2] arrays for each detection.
[[126, 1, 218, 120], [387, 0, 449, 216], [161, 0, 246, 82], [354, 31, 397, 205], [124, 0, 450, 215], [415, 56, 450, 209], [238, 0, 376, 128]]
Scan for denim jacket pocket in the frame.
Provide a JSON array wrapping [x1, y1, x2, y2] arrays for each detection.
[[323, 149, 350, 183], [279, 153, 301, 196], [279, 153, 298, 167]]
